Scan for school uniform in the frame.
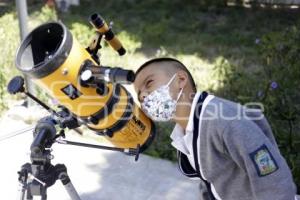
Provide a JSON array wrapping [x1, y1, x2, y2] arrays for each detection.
[[170, 92, 297, 200]]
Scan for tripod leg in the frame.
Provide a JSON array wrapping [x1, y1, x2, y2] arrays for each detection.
[[61, 177, 81, 200], [40, 187, 47, 200], [18, 183, 26, 200], [18, 163, 32, 200], [55, 164, 81, 200], [26, 187, 33, 200], [18, 184, 32, 200]]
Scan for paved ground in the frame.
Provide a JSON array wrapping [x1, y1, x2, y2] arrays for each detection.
[[0, 105, 200, 200]]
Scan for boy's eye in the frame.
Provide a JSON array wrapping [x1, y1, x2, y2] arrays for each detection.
[[145, 80, 153, 88]]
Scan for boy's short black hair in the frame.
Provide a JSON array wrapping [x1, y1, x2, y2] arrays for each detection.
[[136, 57, 197, 92]]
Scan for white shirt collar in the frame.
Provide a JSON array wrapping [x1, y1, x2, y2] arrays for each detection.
[[170, 124, 189, 154], [170, 92, 202, 154], [170, 92, 216, 155], [186, 92, 202, 132]]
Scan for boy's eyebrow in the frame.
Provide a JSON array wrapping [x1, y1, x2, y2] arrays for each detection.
[[137, 73, 155, 101]]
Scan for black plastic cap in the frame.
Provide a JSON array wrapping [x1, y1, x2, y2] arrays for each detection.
[[7, 76, 25, 94], [126, 70, 135, 83], [89, 13, 104, 29], [117, 47, 126, 56]]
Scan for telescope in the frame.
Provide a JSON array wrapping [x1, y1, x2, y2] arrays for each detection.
[[12, 13, 155, 152], [7, 13, 156, 200]]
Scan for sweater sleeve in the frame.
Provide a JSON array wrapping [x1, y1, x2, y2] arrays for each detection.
[[222, 118, 296, 200]]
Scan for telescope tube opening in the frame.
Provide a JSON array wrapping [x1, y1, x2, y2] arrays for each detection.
[[16, 22, 73, 79]]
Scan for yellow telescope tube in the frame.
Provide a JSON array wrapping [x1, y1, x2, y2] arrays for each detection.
[[15, 22, 155, 151]]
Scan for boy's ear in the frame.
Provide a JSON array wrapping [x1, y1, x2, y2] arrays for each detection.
[[176, 70, 188, 89]]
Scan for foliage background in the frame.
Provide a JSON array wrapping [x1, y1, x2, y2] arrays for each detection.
[[0, 0, 299, 191]]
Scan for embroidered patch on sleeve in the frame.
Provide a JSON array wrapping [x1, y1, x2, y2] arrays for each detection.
[[249, 144, 278, 177]]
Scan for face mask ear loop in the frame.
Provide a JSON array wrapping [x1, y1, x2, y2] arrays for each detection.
[[166, 73, 177, 87], [176, 88, 183, 102]]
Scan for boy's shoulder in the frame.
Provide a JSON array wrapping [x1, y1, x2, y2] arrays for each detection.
[[206, 95, 263, 118], [202, 95, 264, 132]]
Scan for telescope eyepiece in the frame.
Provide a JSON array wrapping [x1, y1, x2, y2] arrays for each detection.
[[106, 67, 135, 83], [90, 13, 105, 29], [80, 61, 135, 85], [81, 67, 135, 84]]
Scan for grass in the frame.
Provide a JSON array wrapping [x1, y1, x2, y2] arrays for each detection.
[[59, 0, 300, 89], [0, 0, 300, 160], [3, 1, 299, 91]]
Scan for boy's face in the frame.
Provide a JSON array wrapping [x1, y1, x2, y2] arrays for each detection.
[[134, 63, 179, 104]]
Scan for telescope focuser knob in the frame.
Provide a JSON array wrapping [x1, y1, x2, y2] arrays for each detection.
[[103, 129, 114, 138], [96, 82, 109, 95], [7, 76, 25, 94], [88, 116, 99, 125]]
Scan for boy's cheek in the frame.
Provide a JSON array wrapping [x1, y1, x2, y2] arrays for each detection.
[[168, 87, 179, 99]]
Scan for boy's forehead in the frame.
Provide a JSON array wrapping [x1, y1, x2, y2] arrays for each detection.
[[139, 63, 162, 74], [134, 64, 166, 88], [137, 63, 159, 78]]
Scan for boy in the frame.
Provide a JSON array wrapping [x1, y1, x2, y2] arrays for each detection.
[[133, 57, 297, 200]]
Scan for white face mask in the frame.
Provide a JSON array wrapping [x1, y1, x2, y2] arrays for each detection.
[[141, 74, 183, 122]]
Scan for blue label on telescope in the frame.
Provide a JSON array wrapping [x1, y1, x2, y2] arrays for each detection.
[[61, 84, 82, 100]]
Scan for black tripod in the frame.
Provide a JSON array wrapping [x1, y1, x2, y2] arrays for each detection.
[[7, 76, 140, 200], [17, 116, 81, 200]]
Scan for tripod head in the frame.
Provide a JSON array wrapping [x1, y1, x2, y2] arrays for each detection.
[[30, 117, 57, 165]]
